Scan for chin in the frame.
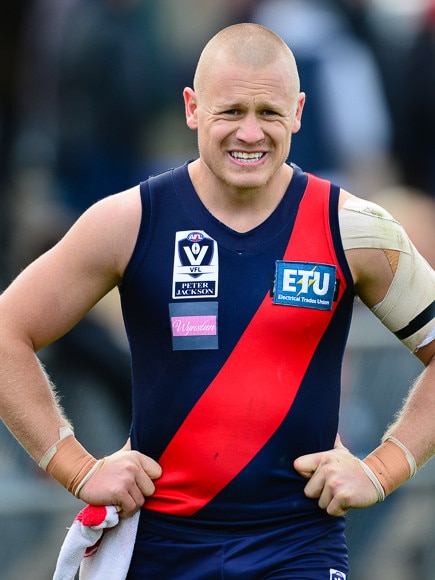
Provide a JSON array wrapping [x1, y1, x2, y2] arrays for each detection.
[[224, 167, 271, 189]]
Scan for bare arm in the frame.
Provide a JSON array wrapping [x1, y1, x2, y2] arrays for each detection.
[[383, 342, 435, 467], [294, 191, 435, 515], [294, 341, 435, 516], [0, 186, 161, 514], [344, 201, 435, 470]]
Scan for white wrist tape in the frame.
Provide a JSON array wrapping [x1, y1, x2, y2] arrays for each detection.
[[383, 436, 417, 478], [358, 459, 385, 502], [73, 458, 105, 498]]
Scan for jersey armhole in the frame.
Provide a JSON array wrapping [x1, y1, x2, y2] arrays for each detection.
[[121, 179, 153, 285]]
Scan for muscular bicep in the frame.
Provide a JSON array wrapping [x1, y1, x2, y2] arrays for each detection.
[[340, 195, 435, 353], [0, 187, 141, 351]]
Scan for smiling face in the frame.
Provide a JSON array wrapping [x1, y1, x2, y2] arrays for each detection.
[[184, 24, 305, 197]]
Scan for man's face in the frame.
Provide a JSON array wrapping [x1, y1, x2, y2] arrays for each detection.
[[184, 59, 304, 194]]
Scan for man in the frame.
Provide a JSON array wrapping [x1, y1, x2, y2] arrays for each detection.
[[0, 23, 434, 579]]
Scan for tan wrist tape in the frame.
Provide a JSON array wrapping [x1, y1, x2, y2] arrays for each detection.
[[43, 434, 98, 496], [363, 437, 416, 497], [38, 427, 74, 470]]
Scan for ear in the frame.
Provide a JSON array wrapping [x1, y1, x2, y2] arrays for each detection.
[[292, 92, 306, 134], [183, 87, 199, 130]]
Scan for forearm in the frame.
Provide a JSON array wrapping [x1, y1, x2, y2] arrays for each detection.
[[0, 337, 71, 463], [0, 338, 162, 514], [363, 357, 435, 499], [0, 338, 106, 499], [383, 362, 435, 469]]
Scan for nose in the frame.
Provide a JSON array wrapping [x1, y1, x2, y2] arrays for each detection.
[[236, 113, 264, 143]]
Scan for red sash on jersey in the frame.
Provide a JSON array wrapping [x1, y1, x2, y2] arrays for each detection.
[[145, 174, 347, 516]]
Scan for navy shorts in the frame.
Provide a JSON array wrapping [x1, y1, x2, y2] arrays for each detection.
[[127, 511, 348, 579]]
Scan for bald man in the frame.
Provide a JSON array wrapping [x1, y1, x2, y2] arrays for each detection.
[[0, 24, 434, 579]]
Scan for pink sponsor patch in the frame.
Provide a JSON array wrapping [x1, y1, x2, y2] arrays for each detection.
[[171, 315, 217, 337]]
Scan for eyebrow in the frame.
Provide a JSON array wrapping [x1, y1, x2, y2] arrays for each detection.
[[215, 100, 282, 111]]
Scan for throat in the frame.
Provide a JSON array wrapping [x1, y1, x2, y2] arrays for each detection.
[[188, 159, 292, 232], [211, 203, 276, 233]]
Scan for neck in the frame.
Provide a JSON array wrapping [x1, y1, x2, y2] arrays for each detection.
[[188, 161, 293, 233]]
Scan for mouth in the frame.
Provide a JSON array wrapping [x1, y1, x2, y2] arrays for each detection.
[[229, 151, 266, 164]]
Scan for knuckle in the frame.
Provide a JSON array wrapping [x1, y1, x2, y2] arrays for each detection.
[[321, 462, 337, 477]]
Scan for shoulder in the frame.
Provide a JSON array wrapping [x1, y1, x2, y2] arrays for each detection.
[[81, 184, 141, 226], [337, 190, 408, 308], [338, 190, 409, 253], [58, 185, 142, 279]]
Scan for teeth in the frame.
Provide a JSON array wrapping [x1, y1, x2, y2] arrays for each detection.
[[231, 152, 264, 162]]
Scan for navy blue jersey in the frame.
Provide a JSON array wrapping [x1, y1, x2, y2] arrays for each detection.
[[120, 162, 354, 530]]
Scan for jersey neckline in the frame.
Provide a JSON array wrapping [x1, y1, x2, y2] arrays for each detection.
[[172, 161, 308, 254]]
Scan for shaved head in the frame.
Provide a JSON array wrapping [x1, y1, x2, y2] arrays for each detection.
[[193, 23, 300, 101], [184, 22, 306, 200]]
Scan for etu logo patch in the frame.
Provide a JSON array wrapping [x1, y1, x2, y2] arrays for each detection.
[[273, 261, 336, 310]]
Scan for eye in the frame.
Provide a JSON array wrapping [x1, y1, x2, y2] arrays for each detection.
[[261, 109, 279, 117], [223, 109, 241, 116]]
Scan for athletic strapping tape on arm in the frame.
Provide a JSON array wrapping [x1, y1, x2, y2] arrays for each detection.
[[38, 426, 103, 498], [339, 197, 435, 499]]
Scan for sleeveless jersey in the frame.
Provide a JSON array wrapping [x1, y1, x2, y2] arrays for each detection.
[[120, 162, 354, 530]]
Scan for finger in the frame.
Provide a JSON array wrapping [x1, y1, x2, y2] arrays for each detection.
[[303, 467, 326, 499], [138, 453, 162, 480], [133, 467, 157, 499], [326, 495, 350, 517], [317, 479, 333, 510], [305, 469, 350, 516], [117, 492, 143, 518], [293, 452, 323, 479]]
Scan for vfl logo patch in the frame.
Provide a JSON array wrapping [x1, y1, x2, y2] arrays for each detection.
[[273, 261, 336, 310], [172, 231, 219, 299], [330, 569, 346, 580]]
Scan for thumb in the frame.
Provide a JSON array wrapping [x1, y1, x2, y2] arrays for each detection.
[[121, 437, 131, 451], [334, 433, 345, 450]]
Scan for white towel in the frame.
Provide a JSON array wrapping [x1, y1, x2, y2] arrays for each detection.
[[53, 505, 139, 580]]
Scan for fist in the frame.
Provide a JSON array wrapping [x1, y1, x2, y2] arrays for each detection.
[[294, 435, 379, 516], [79, 448, 162, 518]]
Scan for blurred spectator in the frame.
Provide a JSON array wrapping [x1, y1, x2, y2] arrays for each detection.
[[0, 0, 29, 280], [394, 2, 435, 198], [348, 0, 435, 194], [13, 0, 172, 218], [55, 0, 176, 213], [373, 185, 435, 267]]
